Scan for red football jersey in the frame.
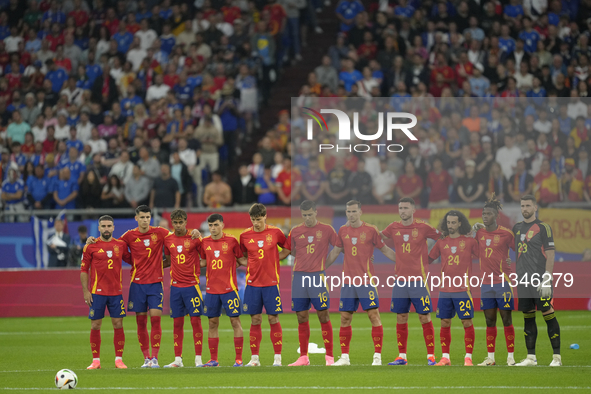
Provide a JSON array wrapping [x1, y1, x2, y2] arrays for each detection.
[[429, 235, 479, 292], [240, 225, 289, 287], [200, 234, 242, 294], [288, 221, 338, 272], [476, 226, 515, 285], [163, 230, 202, 287], [382, 219, 440, 280], [120, 226, 171, 285], [81, 239, 131, 296], [335, 222, 385, 285]]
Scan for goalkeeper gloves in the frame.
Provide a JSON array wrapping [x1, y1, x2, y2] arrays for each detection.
[[537, 271, 553, 299]]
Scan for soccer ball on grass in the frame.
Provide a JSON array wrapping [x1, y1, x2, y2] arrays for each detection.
[[55, 369, 78, 390]]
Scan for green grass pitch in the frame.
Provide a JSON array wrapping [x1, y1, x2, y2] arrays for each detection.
[[1, 311, 590, 392]]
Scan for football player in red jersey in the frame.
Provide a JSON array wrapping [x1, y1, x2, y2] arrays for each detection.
[[162, 209, 205, 368], [428, 210, 479, 366], [382, 197, 440, 366], [200, 213, 248, 367], [240, 203, 291, 367], [474, 196, 517, 366], [81, 215, 131, 370], [87, 205, 200, 368], [287, 200, 338, 366], [326, 200, 397, 366]]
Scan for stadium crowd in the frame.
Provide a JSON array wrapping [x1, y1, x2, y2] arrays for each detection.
[[1, 0, 591, 222]]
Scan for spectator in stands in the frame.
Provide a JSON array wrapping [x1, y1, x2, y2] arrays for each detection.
[[496, 134, 522, 180], [326, 156, 351, 205], [372, 158, 396, 205], [47, 219, 70, 268], [395, 161, 423, 203], [138, 146, 160, 182], [457, 160, 485, 204], [150, 163, 179, 209], [203, 170, 232, 208], [427, 158, 453, 208], [194, 115, 223, 172], [109, 150, 134, 186], [255, 165, 277, 205], [275, 155, 292, 206], [79, 169, 102, 209], [349, 158, 373, 205], [125, 165, 152, 209], [53, 167, 78, 210], [170, 151, 193, 208], [7, 111, 31, 145], [69, 224, 89, 267], [562, 158, 585, 202], [232, 163, 257, 206], [1, 167, 26, 222], [300, 156, 327, 204], [508, 159, 535, 202], [534, 159, 560, 207], [26, 164, 51, 209], [315, 55, 339, 92]]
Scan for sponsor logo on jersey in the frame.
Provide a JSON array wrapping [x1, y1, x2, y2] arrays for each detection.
[[135, 238, 141, 242], [177, 245, 183, 253], [395, 231, 401, 236], [451, 246, 457, 254], [206, 246, 211, 250], [299, 234, 305, 239], [106, 250, 113, 258], [444, 244, 449, 249], [143, 239, 150, 246], [258, 240, 264, 248], [214, 250, 220, 258], [249, 239, 255, 243], [308, 236, 314, 243], [351, 237, 357, 245], [486, 239, 491, 246], [344, 235, 349, 239], [480, 236, 485, 240], [403, 234, 409, 242], [98, 249, 104, 253]]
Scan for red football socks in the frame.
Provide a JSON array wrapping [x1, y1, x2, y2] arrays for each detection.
[[150, 316, 162, 359], [298, 322, 310, 356], [422, 321, 435, 355], [440, 327, 451, 354], [173, 317, 184, 358], [270, 322, 283, 355], [90, 329, 101, 358], [113, 328, 125, 357], [397, 323, 408, 353], [208, 337, 219, 361], [234, 336, 243, 361], [372, 325, 383, 354], [321, 321, 333, 357], [464, 325, 475, 354], [486, 326, 497, 353], [191, 316, 203, 356], [504, 325, 515, 353], [136, 315, 150, 358], [250, 324, 262, 356], [339, 326, 352, 354]]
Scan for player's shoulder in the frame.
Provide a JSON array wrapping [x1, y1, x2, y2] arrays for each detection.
[[120, 227, 138, 238], [240, 227, 254, 235], [155, 226, 172, 235], [362, 222, 380, 234], [498, 225, 515, 237], [222, 233, 239, 242], [317, 221, 337, 233], [385, 220, 400, 229], [417, 219, 437, 229], [536, 220, 553, 236]]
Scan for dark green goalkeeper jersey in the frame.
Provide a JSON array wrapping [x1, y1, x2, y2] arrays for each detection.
[[512, 219, 555, 279]]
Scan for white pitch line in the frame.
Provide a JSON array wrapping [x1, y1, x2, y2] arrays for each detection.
[[2, 386, 591, 391], [1, 325, 589, 336]]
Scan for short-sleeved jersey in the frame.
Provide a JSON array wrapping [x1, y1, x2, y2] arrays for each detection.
[[200, 234, 242, 294], [476, 226, 515, 285], [429, 235, 479, 292], [240, 225, 289, 287], [382, 219, 440, 280], [335, 222, 385, 285], [512, 219, 554, 277], [288, 221, 338, 272], [120, 226, 171, 285], [81, 239, 131, 296], [163, 230, 202, 287]]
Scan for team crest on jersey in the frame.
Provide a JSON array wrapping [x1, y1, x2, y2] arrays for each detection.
[[527, 230, 534, 239], [360, 232, 366, 243], [89, 309, 95, 317], [177, 245, 183, 253], [266, 234, 273, 244], [106, 250, 113, 258], [521, 234, 526, 242], [316, 230, 322, 239], [184, 240, 191, 249], [143, 239, 150, 246], [403, 234, 410, 242], [459, 240, 465, 250], [351, 237, 357, 245], [412, 228, 419, 238], [494, 235, 500, 244], [222, 242, 228, 251], [151, 233, 158, 242], [451, 246, 457, 254], [113, 245, 119, 255], [308, 236, 314, 243], [258, 240, 264, 248], [486, 239, 491, 246], [214, 250, 220, 258]]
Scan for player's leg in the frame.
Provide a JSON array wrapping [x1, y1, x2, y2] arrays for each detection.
[[367, 308, 383, 366], [129, 283, 151, 365], [500, 309, 516, 365], [515, 289, 538, 366], [186, 286, 204, 367], [418, 313, 436, 365], [461, 318, 475, 366], [262, 286, 283, 366], [88, 318, 103, 369], [317, 309, 334, 365], [541, 302, 561, 366], [390, 282, 411, 365], [206, 317, 220, 366], [106, 295, 127, 369], [478, 308, 498, 366], [332, 311, 354, 366], [289, 310, 311, 366], [435, 294, 453, 366], [229, 316, 244, 366], [146, 283, 164, 367], [165, 286, 187, 368], [244, 285, 263, 367], [454, 292, 475, 366]]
